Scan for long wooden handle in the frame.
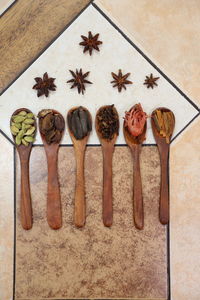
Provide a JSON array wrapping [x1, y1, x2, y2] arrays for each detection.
[[20, 158, 33, 230], [159, 147, 169, 224], [131, 145, 144, 230], [102, 145, 114, 227], [74, 148, 86, 228], [46, 147, 62, 229]]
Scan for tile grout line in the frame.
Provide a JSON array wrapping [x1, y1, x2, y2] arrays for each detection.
[[92, 1, 200, 113]]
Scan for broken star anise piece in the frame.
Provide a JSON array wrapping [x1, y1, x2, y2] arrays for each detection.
[[67, 69, 92, 95], [143, 73, 159, 89], [33, 72, 56, 97], [79, 31, 102, 56], [111, 69, 132, 92]]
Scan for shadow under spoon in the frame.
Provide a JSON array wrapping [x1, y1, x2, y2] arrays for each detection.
[[151, 107, 175, 225], [95, 105, 119, 227], [39, 110, 64, 230], [123, 108, 147, 230], [67, 107, 92, 228], [11, 108, 36, 230]]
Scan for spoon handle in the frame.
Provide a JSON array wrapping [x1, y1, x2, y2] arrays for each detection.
[[46, 145, 62, 229], [102, 145, 114, 227], [19, 153, 33, 230], [74, 147, 86, 228], [159, 145, 169, 224], [131, 145, 144, 230]]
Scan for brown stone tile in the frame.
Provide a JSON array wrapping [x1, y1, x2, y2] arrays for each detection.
[[0, 0, 90, 93], [15, 146, 167, 299]]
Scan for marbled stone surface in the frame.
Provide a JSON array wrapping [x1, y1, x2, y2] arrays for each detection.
[[15, 146, 167, 299]]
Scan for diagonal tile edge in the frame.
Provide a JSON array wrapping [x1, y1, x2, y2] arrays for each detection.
[[92, 1, 199, 112]]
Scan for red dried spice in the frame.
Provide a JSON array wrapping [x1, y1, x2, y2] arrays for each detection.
[[124, 103, 147, 137]]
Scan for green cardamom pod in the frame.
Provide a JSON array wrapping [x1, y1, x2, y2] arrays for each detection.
[[15, 135, 22, 145], [10, 125, 20, 135], [12, 116, 26, 123], [26, 112, 34, 118], [18, 111, 27, 116], [25, 126, 35, 136], [24, 118, 34, 125], [22, 139, 29, 146], [24, 136, 34, 143], [12, 122, 22, 129], [17, 130, 25, 139]]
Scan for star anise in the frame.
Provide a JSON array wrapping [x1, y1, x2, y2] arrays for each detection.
[[111, 69, 132, 92], [33, 72, 56, 97], [143, 73, 159, 89], [79, 31, 102, 56], [67, 69, 92, 95]]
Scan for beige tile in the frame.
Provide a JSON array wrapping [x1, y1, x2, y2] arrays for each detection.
[[15, 146, 167, 299], [96, 0, 200, 106], [0, 134, 14, 300], [170, 116, 200, 300]]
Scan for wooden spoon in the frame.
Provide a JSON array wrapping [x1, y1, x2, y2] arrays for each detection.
[[151, 107, 175, 225], [123, 106, 147, 230], [95, 105, 119, 227], [11, 108, 36, 230], [39, 110, 64, 230], [67, 107, 92, 228]]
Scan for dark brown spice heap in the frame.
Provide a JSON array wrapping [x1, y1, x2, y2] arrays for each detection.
[[152, 109, 175, 143], [38, 109, 65, 144], [111, 69, 132, 92], [67, 69, 92, 95], [67, 106, 92, 140], [33, 72, 56, 97], [143, 73, 159, 89], [96, 105, 119, 140], [79, 31, 102, 55]]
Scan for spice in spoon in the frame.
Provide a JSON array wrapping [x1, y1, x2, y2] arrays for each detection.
[[124, 103, 147, 137], [152, 109, 174, 143], [96, 105, 119, 140], [11, 110, 35, 146], [38, 109, 65, 144], [67, 106, 92, 140]]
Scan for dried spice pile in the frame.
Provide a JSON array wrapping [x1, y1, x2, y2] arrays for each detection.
[[96, 105, 119, 140], [124, 103, 147, 137], [67, 106, 92, 140], [11, 111, 35, 146], [38, 109, 65, 144], [152, 109, 174, 143]]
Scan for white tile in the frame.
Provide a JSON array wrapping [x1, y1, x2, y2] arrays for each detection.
[[0, 5, 198, 145]]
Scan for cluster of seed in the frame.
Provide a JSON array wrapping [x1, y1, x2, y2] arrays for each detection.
[[11, 111, 35, 146]]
